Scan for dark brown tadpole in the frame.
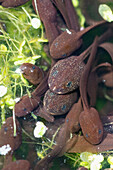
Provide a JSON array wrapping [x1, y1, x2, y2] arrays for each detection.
[[48, 50, 89, 94], [65, 97, 83, 134], [43, 89, 78, 115], [2, 160, 30, 170], [67, 132, 113, 153], [15, 71, 49, 118], [58, 98, 83, 156], [79, 108, 103, 145], [32, 0, 60, 46], [48, 28, 113, 94], [50, 20, 109, 59], [0, 0, 29, 7], [0, 117, 22, 151], [50, 29, 82, 59], [32, 70, 49, 97], [0, 118, 30, 170], [33, 106, 54, 122], [20, 63, 45, 85], [14, 94, 41, 117], [79, 37, 103, 145], [32, 0, 57, 22]]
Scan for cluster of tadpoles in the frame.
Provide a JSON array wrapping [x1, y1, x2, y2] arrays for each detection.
[[0, 0, 113, 170]]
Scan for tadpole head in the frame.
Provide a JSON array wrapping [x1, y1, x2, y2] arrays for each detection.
[[79, 107, 103, 145], [48, 55, 85, 94], [50, 29, 82, 59], [0, 117, 22, 152], [43, 89, 78, 115], [2, 160, 30, 170], [20, 63, 44, 85], [1, 0, 29, 7], [14, 95, 40, 117]]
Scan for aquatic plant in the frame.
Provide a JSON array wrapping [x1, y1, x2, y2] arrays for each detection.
[[0, 3, 49, 125]]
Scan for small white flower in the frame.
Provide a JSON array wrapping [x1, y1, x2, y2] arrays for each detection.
[[34, 121, 48, 138], [0, 85, 7, 97], [80, 152, 104, 170], [80, 152, 94, 163], [31, 18, 41, 29], [0, 144, 11, 155], [90, 160, 101, 170], [93, 154, 104, 163]]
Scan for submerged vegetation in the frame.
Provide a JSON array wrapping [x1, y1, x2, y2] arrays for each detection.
[[0, 0, 113, 170], [0, 2, 49, 125]]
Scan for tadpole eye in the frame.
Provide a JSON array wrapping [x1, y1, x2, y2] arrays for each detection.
[[98, 129, 102, 134], [4, 127, 8, 132], [32, 66, 35, 69], [62, 53, 66, 57], [66, 81, 72, 87], [52, 70, 58, 77], [86, 134, 88, 138], [61, 104, 66, 111], [23, 108, 27, 111]]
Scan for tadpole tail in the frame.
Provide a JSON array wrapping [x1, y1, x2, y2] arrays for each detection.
[[80, 36, 99, 110]]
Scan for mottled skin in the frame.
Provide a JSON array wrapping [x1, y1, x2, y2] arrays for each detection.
[[79, 108, 103, 144], [43, 89, 78, 115], [48, 29, 113, 95], [33, 0, 57, 22], [20, 63, 45, 85], [1, 121, 22, 170], [2, 160, 30, 170], [0, 117, 22, 151], [0, 0, 29, 7], [48, 55, 86, 94]]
